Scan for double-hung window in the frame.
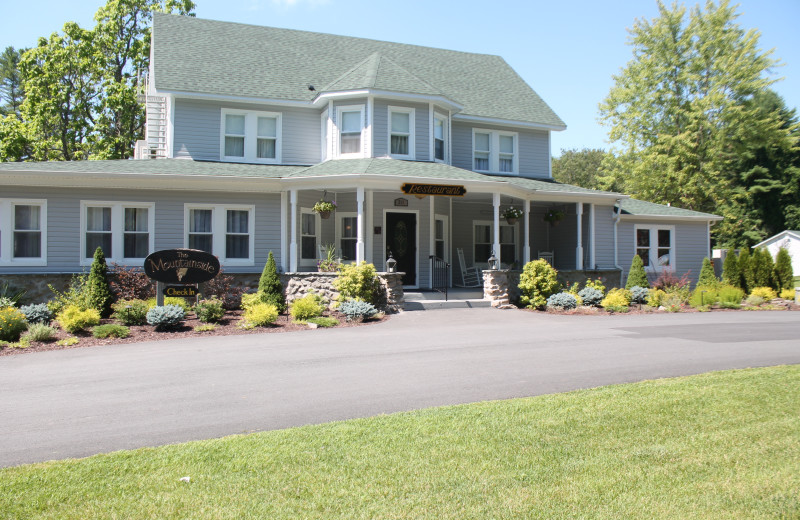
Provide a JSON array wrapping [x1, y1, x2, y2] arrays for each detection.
[[0, 199, 47, 265], [336, 105, 365, 157], [300, 209, 320, 267], [185, 204, 254, 264], [473, 129, 518, 174], [473, 220, 516, 265], [635, 225, 674, 271], [221, 109, 281, 163], [81, 201, 154, 264], [388, 106, 414, 158], [433, 115, 447, 162], [338, 213, 358, 262]]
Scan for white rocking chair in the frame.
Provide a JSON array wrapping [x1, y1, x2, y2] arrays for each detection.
[[538, 251, 554, 265], [456, 248, 482, 287]]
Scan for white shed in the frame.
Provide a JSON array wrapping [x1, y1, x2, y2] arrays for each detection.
[[754, 230, 800, 283]]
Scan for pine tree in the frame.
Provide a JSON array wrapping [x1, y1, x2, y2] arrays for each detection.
[[774, 247, 794, 290], [258, 251, 286, 312], [625, 255, 649, 289], [697, 257, 718, 288], [86, 246, 113, 317], [721, 250, 740, 288], [738, 248, 753, 293], [751, 248, 773, 288]]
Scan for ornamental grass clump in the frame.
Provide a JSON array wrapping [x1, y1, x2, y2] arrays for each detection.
[[112, 299, 149, 326], [92, 324, 130, 339], [57, 305, 100, 334], [577, 287, 603, 307], [21, 323, 58, 343], [518, 259, 560, 309], [338, 299, 378, 322], [146, 304, 186, 331], [290, 293, 325, 322], [19, 303, 53, 325], [0, 306, 28, 342], [546, 292, 578, 311], [194, 298, 225, 323], [241, 303, 279, 328], [601, 288, 632, 312]]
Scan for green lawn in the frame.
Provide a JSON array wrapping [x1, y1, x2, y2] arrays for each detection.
[[2, 366, 798, 519]]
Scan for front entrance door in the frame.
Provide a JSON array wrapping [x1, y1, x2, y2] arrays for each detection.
[[386, 212, 417, 286]]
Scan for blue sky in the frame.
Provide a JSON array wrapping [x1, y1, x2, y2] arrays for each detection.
[[2, 0, 798, 156]]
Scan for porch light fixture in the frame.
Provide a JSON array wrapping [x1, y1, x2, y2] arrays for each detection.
[[386, 251, 397, 273], [487, 250, 500, 270]]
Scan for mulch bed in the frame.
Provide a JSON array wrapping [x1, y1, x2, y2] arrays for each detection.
[[0, 310, 388, 357]]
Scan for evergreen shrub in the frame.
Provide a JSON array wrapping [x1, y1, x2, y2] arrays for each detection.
[[718, 285, 745, 305], [257, 251, 286, 312], [697, 258, 719, 288], [721, 250, 740, 288], [92, 324, 130, 339], [601, 288, 632, 311], [242, 303, 278, 328], [333, 262, 382, 305], [290, 294, 325, 321], [20, 303, 53, 324], [518, 259, 560, 309], [629, 286, 649, 304], [146, 305, 186, 330], [647, 288, 667, 307], [626, 255, 649, 289], [577, 287, 604, 307], [85, 247, 114, 318], [779, 288, 795, 300], [738, 248, 753, 293], [774, 247, 794, 290], [546, 292, 578, 310], [750, 286, 777, 301], [338, 299, 378, 322], [57, 305, 100, 333]]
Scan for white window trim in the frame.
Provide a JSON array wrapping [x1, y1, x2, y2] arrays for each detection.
[[387, 106, 415, 159], [472, 128, 518, 174], [434, 213, 449, 262], [335, 211, 358, 263], [0, 198, 47, 266], [184, 204, 255, 265], [300, 208, 321, 267], [335, 104, 366, 159], [433, 113, 448, 164], [80, 201, 155, 266], [220, 108, 282, 164], [320, 109, 329, 162], [473, 219, 518, 267], [634, 224, 676, 272]]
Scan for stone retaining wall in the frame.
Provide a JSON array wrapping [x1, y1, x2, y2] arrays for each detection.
[[482, 268, 622, 308]]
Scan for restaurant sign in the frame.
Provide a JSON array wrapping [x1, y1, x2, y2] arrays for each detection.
[[401, 183, 467, 197], [144, 249, 220, 284]]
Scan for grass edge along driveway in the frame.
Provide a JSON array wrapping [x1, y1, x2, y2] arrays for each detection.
[[2, 365, 798, 519]]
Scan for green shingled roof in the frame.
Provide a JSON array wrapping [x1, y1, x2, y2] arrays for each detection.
[[0, 159, 304, 178], [152, 14, 565, 128], [287, 158, 499, 182], [507, 176, 622, 196], [620, 198, 722, 219]]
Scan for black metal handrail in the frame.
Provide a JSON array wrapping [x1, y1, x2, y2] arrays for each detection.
[[429, 255, 449, 301]]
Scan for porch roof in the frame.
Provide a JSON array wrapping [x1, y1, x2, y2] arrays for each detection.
[[619, 198, 723, 221]]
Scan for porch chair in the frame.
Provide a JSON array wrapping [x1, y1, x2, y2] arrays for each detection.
[[538, 251, 554, 265], [456, 248, 482, 287]]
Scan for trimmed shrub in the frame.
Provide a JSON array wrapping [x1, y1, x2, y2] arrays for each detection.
[[601, 288, 632, 311], [737, 248, 753, 293], [57, 305, 101, 334], [92, 324, 130, 339], [20, 303, 53, 324], [202, 269, 246, 310], [697, 258, 719, 288], [242, 302, 279, 327], [112, 299, 149, 326], [290, 293, 325, 322], [647, 288, 667, 308], [689, 286, 719, 308], [257, 251, 286, 312], [774, 247, 794, 290], [546, 292, 578, 310], [750, 286, 777, 301], [780, 288, 796, 300], [333, 262, 382, 305], [721, 250, 740, 288], [195, 298, 225, 323], [22, 323, 58, 343], [146, 305, 186, 330], [629, 286, 649, 305], [718, 285, 745, 306], [577, 287, 603, 307], [85, 247, 114, 318], [338, 299, 378, 322], [518, 259, 560, 309], [0, 306, 28, 342], [109, 263, 154, 300], [626, 255, 649, 289]]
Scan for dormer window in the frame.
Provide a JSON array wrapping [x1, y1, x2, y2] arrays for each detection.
[[220, 109, 281, 163], [389, 106, 415, 159], [337, 105, 365, 157], [473, 129, 518, 174], [433, 115, 446, 162]]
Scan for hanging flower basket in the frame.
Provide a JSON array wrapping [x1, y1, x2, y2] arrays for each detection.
[[502, 207, 523, 225], [543, 209, 564, 226], [313, 199, 337, 219]]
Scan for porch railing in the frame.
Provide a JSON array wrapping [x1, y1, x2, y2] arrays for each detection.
[[429, 255, 449, 301]]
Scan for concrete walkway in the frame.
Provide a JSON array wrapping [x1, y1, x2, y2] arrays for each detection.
[[1, 308, 799, 467]]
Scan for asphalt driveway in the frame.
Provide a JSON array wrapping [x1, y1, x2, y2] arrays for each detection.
[[1, 308, 799, 468]]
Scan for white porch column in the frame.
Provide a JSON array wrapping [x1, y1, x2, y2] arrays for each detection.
[[589, 203, 595, 269], [429, 196, 435, 289], [289, 189, 298, 272], [575, 202, 584, 270], [280, 191, 288, 271], [523, 199, 531, 264], [493, 193, 501, 265], [356, 186, 365, 263], [366, 189, 374, 264]]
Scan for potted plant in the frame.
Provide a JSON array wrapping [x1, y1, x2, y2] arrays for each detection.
[[502, 207, 523, 225], [317, 244, 341, 272], [313, 199, 337, 219], [543, 208, 564, 226]]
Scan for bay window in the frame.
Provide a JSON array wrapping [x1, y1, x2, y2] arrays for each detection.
[[81, 202, 154, 264], [185, 204, 254, 264], [220, 109, 281, 163], [1, 200, 46, 265]]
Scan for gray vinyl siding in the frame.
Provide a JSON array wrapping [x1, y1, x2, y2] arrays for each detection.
[[451, 121, 550, 178], [617, 220, 709, 285], [372, 100, 430, 161], [172, 99, 320, 165], [0, 187, 281, 274], [593, 205, 617, 269], [529, 207, 577, 270]]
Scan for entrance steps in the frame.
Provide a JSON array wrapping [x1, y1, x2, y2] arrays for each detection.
[[403, 289, 490, 311]]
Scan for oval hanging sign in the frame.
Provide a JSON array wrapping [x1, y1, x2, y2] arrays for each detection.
[[144, 249, 220, 284]]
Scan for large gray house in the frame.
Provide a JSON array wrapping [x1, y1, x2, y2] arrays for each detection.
[[0, 14, 720, 292]]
